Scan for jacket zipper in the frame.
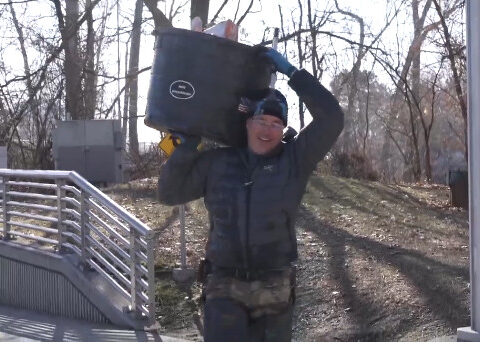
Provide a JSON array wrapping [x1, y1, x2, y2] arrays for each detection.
[[238, 149, 257, 270], [244, 179, 252, 269]]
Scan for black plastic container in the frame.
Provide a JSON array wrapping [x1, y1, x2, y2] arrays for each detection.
[[145, 27, 272, 147]]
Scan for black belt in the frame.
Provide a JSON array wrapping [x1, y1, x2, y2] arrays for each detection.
[[210, 266, 291, 281]]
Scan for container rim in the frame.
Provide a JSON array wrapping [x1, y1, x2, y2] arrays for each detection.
[[152, 26, 265, 50]]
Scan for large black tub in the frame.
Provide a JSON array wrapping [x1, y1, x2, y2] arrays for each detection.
[[145, 27, 272, 147]]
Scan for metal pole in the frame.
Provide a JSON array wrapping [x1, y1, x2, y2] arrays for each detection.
[[146, 230, 157, 325], [458, 1, 480, 341], [56, 179, 66, 252], [270, 28, 280, 88], [80, 191, 90, 266], [2, 176, 10, 239], [129, 226, 141, 316], [173, 204, 194, 282], [179, 204, 187, 269]]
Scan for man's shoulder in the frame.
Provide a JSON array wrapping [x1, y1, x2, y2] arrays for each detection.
[[203, 145, 236, 155], [200, 145, 243, 163]]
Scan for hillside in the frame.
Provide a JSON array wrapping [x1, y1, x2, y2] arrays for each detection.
[[104, 174, 469, 341]]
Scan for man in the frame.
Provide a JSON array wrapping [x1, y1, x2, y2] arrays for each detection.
[[158, 48, 344, 341]]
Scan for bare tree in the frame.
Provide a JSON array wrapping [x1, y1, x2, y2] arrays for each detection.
[[208, 0, 229, 26], [334, 0, 365, 154], [191, 0, 209, 25], [54, 0, 82, 120], [127, 0, 144, 157], [83, 0, 96, 120], [422, 63, 442, 181], [3, 1, 68, 168], [432, 0, 467, 158], [52, 0, 103, 121], [375, 0, 460, 181], [143, 0, 172, 28], [235, 0, 253, 27]]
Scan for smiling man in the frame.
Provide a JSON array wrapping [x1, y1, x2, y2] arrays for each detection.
[[245, 89, 288, 156], [158, 48, 344, 341]]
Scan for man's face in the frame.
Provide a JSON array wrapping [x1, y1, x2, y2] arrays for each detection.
[[246, 114, 285, 155]]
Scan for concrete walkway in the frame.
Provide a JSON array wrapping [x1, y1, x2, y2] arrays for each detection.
[[0, 305, 182, 342]]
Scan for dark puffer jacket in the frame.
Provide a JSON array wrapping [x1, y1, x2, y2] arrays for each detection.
[[158, 69, 344, 270]]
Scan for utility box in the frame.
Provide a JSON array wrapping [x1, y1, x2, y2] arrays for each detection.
[[0, 146, 7, 168], [447, 170, 468, 209], [52, 120, 123, 184]]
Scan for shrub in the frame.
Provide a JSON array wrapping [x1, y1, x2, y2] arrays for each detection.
[[331, 152, 379, 181]]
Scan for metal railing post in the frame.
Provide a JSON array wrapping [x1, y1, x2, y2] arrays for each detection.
[[146, 230, 157, 325], [458, 1, 480, 340], [80, 191, 90, 266], [56, 178, 66, 252], [129, 226, 141, 317], [2, 176, 10, 240], [179, 204, 187, 269]]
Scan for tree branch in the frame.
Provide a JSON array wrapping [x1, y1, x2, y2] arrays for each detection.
[[143, 0, 172, 29], [208, 0, 229, 26], [236, 0, 254, 27]]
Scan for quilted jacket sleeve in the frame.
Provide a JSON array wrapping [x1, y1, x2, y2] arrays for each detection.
[[288, 69, 344, 174], [157, 145, 215, 205]]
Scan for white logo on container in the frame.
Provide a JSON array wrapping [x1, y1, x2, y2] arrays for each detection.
[[170, 80, 195, 100]]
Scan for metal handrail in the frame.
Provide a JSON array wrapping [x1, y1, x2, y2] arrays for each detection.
[[0, 169, 149, 235], [0, 169, 156, 324]]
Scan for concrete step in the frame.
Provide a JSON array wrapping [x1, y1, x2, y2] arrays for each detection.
[[0, 305, 183, 342]]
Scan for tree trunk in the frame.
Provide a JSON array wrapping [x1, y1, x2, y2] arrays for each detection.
[[127, 0, 143, 157], [122, 42, 130, 152], [143, 0, 172, 29], [306, 0, 318, 80], [83, 0, 96, 120], [295, 0, 305, 129], [410, 0, 423, 181], [363, 70, 372, 157], [380, 0, 433, 181], [432, 0, 467, 160], [334, 0, 365, 154], [191, 0, 209, 26], [64, 0, 82, 120], [9, 1, 36, 164], [425, 133, 432, 181]]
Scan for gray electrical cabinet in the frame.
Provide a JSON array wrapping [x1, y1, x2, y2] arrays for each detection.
[[0, 146, 7, 168], [52, 120, 124, 183]]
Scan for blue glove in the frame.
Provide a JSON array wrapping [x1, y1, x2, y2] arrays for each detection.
[[262, 48, 297, 77]]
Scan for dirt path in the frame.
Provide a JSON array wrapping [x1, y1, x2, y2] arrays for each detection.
[[105, 175, 469, 341]]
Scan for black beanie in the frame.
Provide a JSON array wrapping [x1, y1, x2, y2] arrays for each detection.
[[252, 89, 288, 126]]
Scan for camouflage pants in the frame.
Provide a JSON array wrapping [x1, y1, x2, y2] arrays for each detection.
[[203, 269, 294, 341]]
